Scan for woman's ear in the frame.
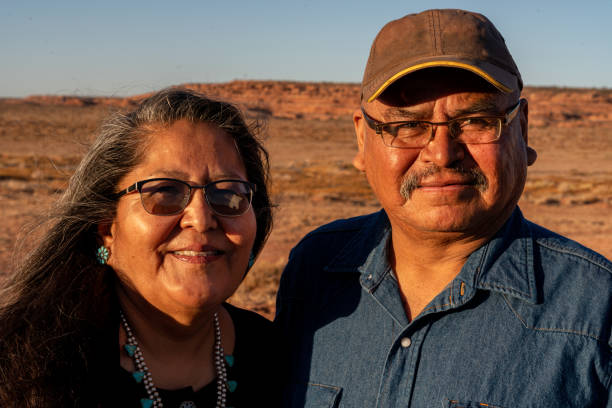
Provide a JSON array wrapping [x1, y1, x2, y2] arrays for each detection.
[[95, 222, 115, 266], [97, 222, 114, 248]]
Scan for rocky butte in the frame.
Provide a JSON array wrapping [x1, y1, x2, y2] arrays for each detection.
[[13, 80, 612, 126]]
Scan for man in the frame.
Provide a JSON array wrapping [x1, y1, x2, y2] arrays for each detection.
[[275, 9, 612, 407]]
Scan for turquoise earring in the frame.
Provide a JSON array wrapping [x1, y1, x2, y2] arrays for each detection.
[[247, 253, 255, 270], [96, 246, 110, 264]]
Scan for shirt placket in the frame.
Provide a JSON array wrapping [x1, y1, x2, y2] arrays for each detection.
[[367, 272, 478, 408]]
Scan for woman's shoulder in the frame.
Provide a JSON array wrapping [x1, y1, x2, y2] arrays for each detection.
[[223, 303, 282, 406], [224, 302, 274, 329], [224, 302, 279, 359]]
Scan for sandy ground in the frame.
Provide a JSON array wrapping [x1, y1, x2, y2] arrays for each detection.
[[1, 91, 611, 318]]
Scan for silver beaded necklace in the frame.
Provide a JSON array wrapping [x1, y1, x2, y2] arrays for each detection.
[[119, 310, 231, 408]]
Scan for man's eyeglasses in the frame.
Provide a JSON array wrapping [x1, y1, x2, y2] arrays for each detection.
[[116, 178, 256, 217], [361, 100, 522, 148]]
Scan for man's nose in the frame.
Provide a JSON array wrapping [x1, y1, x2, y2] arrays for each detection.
[[417, 124, 465, 167]]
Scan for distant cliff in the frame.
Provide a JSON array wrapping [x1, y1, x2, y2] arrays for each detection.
[[12, 80, 612, 126]]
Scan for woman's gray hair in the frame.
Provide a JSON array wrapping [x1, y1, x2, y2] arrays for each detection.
[[0, 87, 272, 406]]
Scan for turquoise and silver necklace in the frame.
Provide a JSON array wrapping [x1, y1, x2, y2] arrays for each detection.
[[120, 310, 236, 408]]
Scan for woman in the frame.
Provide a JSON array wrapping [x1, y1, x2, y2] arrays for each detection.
[[0, 88, 277, 407]]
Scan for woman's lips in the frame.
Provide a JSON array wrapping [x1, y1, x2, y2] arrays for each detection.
[[171, 249, 224, 264]]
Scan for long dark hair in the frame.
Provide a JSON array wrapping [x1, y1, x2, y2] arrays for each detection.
[[0, 88, 272, 406]]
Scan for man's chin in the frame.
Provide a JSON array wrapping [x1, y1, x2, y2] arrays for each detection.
[[394, 205, 485, 234]]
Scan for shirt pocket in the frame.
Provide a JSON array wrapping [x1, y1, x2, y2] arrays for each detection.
[[444, 398, 506, 408], [284, 382, 342, 408]]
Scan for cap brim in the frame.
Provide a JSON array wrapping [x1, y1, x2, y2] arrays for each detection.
[[366, 60, 516, 103]]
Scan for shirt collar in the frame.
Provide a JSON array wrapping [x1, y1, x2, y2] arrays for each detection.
[[324, 207, 538, 304], [464, 207, 538, 303]]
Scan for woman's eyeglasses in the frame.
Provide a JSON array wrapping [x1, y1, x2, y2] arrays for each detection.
[[116, 178, 256, 217]]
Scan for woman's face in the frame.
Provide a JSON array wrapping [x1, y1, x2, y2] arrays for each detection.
[[101, 120, 256, 317]]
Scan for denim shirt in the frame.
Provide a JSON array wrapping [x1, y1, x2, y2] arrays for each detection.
[[275, 208, 612, 407]]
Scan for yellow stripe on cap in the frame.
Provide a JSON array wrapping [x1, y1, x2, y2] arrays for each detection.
[[367, 61, 513, 102]]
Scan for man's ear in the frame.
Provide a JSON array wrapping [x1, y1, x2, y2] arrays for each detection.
[[519, 98, 537, 166], [352, 108, 366, 171]]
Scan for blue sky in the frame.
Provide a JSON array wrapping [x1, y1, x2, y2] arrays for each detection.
[[1, 0, 611, 97]]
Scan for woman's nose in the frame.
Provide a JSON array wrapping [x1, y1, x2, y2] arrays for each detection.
[[179, 189, 219, 232]]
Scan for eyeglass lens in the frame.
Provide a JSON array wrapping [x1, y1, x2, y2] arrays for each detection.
[[385, 117, 502, 148], [139, 179, 252, 216]]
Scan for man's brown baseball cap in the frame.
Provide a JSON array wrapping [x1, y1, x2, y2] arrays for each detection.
[[361, 9, 522, 102]]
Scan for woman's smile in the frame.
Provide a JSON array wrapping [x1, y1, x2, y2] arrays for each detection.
[[171, 248, 225, 264]]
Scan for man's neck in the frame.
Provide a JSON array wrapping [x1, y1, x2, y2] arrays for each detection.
[[388, 228, 491, 322]]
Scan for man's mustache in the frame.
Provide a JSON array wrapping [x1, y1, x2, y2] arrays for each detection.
[[400, 165, 488, 199]]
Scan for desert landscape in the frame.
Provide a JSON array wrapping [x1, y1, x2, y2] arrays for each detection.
[[1, 81, 611, 318]]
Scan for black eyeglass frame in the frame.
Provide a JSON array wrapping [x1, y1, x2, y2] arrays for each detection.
[[116, 177, 257, 217], [360, 99, 523, 148]]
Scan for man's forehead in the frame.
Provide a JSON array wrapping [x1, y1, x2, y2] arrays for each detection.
[[380, 96, 501, 118]]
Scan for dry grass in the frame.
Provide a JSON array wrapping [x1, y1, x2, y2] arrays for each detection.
[[1, 97, 611, 319]]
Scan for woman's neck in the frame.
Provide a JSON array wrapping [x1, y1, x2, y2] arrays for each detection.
[[116, 290, 235, 390]]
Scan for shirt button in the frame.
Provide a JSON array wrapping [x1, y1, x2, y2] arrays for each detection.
[[400, 337, 412, 348]]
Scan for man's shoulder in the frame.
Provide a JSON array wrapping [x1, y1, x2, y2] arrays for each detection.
[[291, 211, 383, 254], [526, 219, 612, 274], [298, 211, 380, 242], [513, 218, 612, 346], [287, 211, 383, 260], [280, 211, 384, 283]]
